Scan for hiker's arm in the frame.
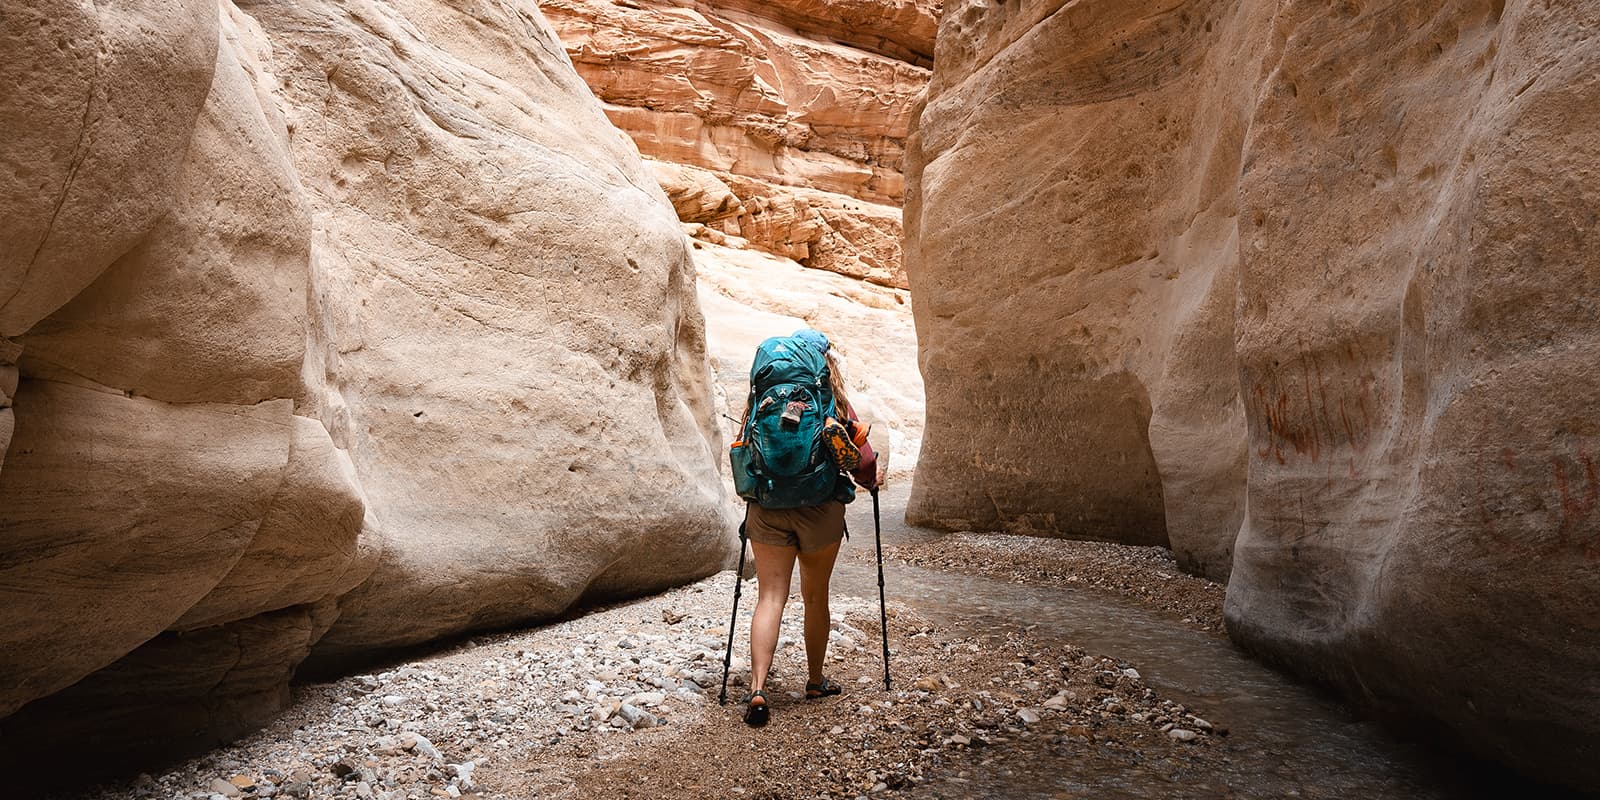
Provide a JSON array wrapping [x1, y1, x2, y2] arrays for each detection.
[[845, 407, 878, 489]]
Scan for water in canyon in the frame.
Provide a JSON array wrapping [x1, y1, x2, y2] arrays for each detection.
[[833, 487, 1574, 800]]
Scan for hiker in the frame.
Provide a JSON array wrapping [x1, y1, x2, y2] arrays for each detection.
[[728, 328, 878, 727]]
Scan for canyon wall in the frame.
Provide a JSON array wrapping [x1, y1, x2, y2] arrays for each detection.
[[0, 0, 732, 762], [542, 0, 935, 289], [907, 0, 1599, 788]]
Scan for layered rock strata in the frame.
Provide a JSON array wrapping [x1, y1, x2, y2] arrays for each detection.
[[0, 0, 731, 761], [906, 0, 1599, 788], [542, 0, 934, 288]]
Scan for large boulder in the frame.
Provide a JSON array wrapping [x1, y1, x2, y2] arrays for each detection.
[[906, 0, 1600, 788], [0, 0, 732, 761]]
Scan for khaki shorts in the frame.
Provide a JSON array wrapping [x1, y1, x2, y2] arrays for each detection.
[[745, 500, 846, 553]]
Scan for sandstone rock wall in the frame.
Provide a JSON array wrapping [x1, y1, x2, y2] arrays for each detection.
[[0, 0, 732, 760], [907, 0, 1600, 788], [907, 0, 1258, 559], [543, 0, 934, 288]]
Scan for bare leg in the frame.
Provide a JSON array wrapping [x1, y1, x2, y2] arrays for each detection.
[[749, 539, 797, 696], [797, 540, 842, 685]]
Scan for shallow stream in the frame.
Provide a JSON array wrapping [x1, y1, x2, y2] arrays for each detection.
[[828, 486, 1534, 799]]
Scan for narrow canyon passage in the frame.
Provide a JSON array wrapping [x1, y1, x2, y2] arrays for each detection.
[[4, 0, 1596, 796]]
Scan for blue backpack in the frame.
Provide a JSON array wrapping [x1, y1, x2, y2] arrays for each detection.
[[729, 335, 853, 509]]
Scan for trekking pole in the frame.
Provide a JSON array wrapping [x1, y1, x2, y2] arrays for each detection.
[[719, 522, 749, 705], [871, 488, 891, 691]]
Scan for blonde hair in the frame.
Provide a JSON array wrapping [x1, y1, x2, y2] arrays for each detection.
[[826, 349, 852, 418]]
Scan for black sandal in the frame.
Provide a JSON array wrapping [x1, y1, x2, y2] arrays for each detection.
[[742, 690, 770, 727], [805, 677, 843, 699]]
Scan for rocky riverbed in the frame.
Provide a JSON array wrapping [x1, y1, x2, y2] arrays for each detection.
[[880, 533, 1227, 633], [63, 564, 1232, 800]]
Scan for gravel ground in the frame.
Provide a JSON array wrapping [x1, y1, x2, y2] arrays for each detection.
[[884, 533, 1227, 633], [546, 618, 1231, 800], [64, 569, 1230, 800]]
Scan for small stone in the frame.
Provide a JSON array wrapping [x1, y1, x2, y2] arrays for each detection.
[[228, 776, 254, 790], [913, 676, 940, 692], [1017, 709, 1041, 724], [400, 732, 443, 763], [380, 694, 408, 707], [631, 691, 666, 707], [450, 761, 477, 790], [857, 676, 873, 685], [616, 703, 659, 729], [209, 779, 242, 798], [1169, 728, 1198, 742], [949, 734, 971, 746], [1122, 668, 1141, 680], [280, 782, 311, 799]]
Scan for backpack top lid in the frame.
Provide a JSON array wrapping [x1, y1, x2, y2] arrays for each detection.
[[791, 328, 829, 355], [750, 333, 828, 391]]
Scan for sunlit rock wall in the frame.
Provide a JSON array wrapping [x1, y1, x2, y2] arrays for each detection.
[[0, 0, 732, 761], [543, 0, 936, 288]]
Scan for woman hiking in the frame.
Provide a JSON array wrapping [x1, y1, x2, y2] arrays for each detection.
[[731, 328, 878, 727]]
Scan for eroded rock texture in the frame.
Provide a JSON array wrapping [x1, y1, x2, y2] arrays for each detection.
[[0, 0, 731, 759], [907, 0, 1599, 787], [543, 0, 934, 288], [906, 0, 1256, 558]]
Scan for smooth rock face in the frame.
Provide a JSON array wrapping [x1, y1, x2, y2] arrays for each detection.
[[0, 383, 297, 716], [907, 0, 1257, 553], [0, 0, 219, 337], [1226, 2, 1600, 788], [0, 0, 732, 756], [907, 0, 1599, 787], [543, 0, 932, 287]]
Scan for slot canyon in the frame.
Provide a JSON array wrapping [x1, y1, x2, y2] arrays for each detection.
[[0, 0, 1594, 798]]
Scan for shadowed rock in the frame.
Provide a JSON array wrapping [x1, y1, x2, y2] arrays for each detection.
[[905, 0, 1600, 788]]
